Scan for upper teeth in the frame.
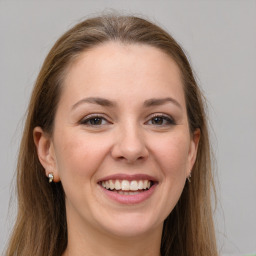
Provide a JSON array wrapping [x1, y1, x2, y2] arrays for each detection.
[[101, 180, 151, 191]]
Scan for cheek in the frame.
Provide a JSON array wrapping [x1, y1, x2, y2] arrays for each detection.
[[146, 133, 191, 222], [53, 131, 109, 182], [151, 133, 191, 177], [52, 131, 112, 215]]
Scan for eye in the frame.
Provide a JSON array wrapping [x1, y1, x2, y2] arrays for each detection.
[[80, 115, 109, 126], [146, 114, 176, 126]]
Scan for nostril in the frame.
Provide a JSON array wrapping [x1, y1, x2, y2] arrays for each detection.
[[113, 150, 148, 163], [110, 133, 149, 163]]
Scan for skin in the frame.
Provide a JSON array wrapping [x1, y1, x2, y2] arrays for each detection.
[[34, 42, 200, 256]]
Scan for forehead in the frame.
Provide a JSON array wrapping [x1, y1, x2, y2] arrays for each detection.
[[60, 42, 185, 106]]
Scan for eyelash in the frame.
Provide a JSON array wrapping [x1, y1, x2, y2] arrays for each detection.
[[79, 114, 110, 126], [146, 114, 176, 126], [79, 114, 176, 127]]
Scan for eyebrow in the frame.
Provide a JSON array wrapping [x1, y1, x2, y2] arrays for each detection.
[[144, 97, 182, 109], [71, 97, 116, 110], [71, 96, 182, 110]]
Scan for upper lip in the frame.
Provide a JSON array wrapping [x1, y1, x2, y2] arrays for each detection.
[[97, 173, 158, 183]]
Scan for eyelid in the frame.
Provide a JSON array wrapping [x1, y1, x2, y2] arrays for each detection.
[[145, 113, 176, 125], [79, 113, 112, 125], [78, 113, 176, 126]]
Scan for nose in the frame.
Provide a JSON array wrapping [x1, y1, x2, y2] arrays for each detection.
[[111, 123, 149, 163]]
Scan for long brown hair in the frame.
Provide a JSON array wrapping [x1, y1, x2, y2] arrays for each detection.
[[6, 14, 218, 256]]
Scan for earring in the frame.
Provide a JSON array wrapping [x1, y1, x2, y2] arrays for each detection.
[[48, 173, 54, 183], [187, 173, 191, 183]]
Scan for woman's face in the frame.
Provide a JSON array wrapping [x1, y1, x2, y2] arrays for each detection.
[[37, 42, 199, 238]]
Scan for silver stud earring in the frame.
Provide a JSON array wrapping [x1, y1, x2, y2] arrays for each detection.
[[48, 173, 54, 183], [187, 173, 191, 183]]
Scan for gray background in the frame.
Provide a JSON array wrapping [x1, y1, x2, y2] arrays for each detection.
[[0, 1, 255, 255]]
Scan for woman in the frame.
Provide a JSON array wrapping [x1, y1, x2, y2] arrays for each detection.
[[5, 14, 217, 256]]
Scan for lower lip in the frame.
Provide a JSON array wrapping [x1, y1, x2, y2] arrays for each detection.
[[99, 184, 157, 204]]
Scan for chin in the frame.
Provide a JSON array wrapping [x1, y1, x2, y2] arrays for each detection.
[[96, 211, 163, 238]]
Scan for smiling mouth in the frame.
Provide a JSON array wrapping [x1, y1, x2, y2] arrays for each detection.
[[99, 180, 154, 195]]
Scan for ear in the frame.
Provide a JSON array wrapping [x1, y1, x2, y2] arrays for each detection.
[[33, 126, 60, 182], [186, 128, 200, 177]]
